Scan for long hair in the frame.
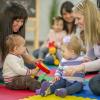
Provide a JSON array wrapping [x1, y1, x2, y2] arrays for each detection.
[[97, 0, 100, 10], [73, 0, 100, 46], [0, 2, 28, 61], [60, 1, 76, 34]]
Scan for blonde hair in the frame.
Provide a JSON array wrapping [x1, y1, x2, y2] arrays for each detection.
[[66, 35, 81, 55], [6, 34, 25, 52], [73, 0, 100, 45]]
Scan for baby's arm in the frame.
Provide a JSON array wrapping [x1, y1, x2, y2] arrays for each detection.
[[54, 66, 63, 81], [8, 58, 39, 76]]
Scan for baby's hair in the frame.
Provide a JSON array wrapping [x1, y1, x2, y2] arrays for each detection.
[[66, 35, 81, 55], [51, 16, 63, 26], [6, 34, 25, 52]]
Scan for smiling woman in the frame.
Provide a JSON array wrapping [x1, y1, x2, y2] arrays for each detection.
[[0, 2, 28, 61]]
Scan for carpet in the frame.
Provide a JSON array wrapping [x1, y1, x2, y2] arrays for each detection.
[[19, 95, 96, 100], [0, 85, 34, 100], [0, 65, 99, 100]]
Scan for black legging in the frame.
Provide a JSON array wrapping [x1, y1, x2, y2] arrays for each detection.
[[89, 74, 100, 96]]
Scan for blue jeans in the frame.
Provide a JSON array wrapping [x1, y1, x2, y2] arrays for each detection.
[[89, 74, 100, 96], [33, 47, 48, 59], [50, 78, 83, 95], [44, 55, 54, 65], [25, 63, 36, 69]]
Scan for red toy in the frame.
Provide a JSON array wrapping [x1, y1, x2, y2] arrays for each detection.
[[34, 61, 50, 74], [48, 41, 59, 65]]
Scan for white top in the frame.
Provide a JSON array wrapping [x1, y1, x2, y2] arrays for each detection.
[[3, 54, 32, 83], [42, 29, 66, 48]]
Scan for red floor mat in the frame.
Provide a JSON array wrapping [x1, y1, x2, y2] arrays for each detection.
[[0, 85, 35, 100]]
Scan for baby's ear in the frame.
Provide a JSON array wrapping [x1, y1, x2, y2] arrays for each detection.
[[71, 49, 75, 55], [13, 46, 17, 51]]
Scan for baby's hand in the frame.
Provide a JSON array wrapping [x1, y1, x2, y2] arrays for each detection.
[[53, 76, 60, 83], [63, 68, 74, 76], [31, 68, 40, 75]]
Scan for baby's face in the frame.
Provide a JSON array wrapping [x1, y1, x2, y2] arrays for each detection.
[[53, 20, 64, 32], [61, 45, 74, 60], [14, 40, 26, 56]]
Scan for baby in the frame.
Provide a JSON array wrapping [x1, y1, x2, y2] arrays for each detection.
[[39, 35, 85, 97], [3, 34, 41, 91]]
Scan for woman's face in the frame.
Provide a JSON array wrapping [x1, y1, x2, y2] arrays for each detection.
[[62, 9, 74, 23], [73, 12, 85, 31], [12, 19, 24, 32]]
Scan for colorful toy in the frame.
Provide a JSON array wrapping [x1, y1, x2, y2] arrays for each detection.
[[48, 41, 59, 66], [31, 61, 50, 78], [34, 61, 50, 74]]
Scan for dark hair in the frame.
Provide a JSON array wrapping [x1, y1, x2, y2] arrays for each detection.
[[51, 16, 63, 26], [97, 0, 100, 9], [60, 1, 76, 34], [60, 1, 74, 15], [0, 2, 28, 61]]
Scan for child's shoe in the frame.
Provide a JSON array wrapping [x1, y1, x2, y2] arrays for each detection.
[[40, 81, 51, 96], [55, 88, 67, 97], [35, 89, 41, 94]]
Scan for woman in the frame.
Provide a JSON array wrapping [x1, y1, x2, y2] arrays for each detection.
[[42, 1, 78, 64], [64, 0, 100, 96], [0, 2, 41, 70], [60, 1, 76, 35]]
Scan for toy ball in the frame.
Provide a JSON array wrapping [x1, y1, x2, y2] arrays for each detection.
[[54, 59, 59, 66]]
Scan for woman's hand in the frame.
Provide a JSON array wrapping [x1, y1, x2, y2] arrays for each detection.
[[64, 64, 84, 76], [32, 58, 43, 65], [82, 56, 91, 62], [31, 67, 40, 75]]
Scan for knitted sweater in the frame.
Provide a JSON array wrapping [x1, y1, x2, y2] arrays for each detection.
[[55, 56, 84, 82], [3, 54, 33, 83]]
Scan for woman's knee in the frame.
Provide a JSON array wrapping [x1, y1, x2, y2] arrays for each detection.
[[89, 74, 100, 96]]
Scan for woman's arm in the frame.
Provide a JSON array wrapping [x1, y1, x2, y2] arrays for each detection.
[[64, 59, 100, 76], [84, 59, 100, 72], [22, 53, 35, 64]]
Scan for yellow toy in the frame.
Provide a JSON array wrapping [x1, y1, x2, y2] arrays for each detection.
[[48, 41, 59, 66]]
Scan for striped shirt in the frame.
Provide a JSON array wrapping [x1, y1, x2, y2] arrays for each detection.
[[55, 56, 85, 82]]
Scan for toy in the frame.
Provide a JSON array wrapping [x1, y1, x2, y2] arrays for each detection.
[[48, 41, 59, 65], [31, 61, 50, 78], [34, 61, 50, 74]]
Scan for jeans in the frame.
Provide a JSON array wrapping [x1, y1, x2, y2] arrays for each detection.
[[44, 55, 54, 65], [50, 78, 83, 95], [0, 68, 3, 82], [33, 47, 48, 59], [25, 63, 36, 69], [89, 74, 100, 96]]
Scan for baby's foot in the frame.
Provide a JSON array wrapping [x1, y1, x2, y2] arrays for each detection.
[[55, 88, 67, 97], [40, 81, 51, 96]]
